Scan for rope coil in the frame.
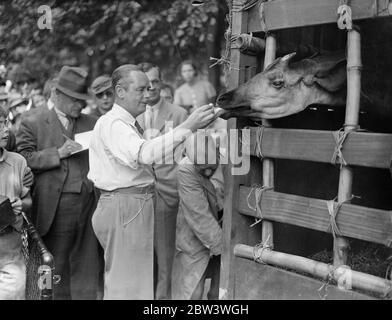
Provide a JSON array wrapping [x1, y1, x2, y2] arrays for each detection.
[[247, 184, 273, 227]]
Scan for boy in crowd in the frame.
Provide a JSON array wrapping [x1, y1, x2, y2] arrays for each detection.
[[172, 132, 224, 300]]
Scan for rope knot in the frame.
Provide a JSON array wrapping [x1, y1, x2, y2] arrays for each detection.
[[326, 195, 355, 239], [331, 128, 350, 167], [253, 125, 265, 158], [247, 184, 273, 227], [253, 234, 272, 264]]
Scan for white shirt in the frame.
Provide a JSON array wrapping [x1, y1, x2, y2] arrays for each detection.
[[54, 106, 70, 130], [88, 103, 192, 191], [145, 98, 162, 126], [144, 99, 162, 140]]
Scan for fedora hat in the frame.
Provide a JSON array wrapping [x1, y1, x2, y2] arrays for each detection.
[[55, 66, 90, 100]]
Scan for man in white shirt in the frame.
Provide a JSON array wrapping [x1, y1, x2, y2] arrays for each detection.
[[88, 64, 216, 299]]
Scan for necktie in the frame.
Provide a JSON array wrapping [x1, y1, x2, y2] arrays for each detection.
[[134, 120, 144, 136], [66, 116, 75, 135]]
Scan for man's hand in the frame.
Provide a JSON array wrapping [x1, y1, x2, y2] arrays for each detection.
[[11, 198, 23, 215], [183, 104, 216, 132], [58, 137, 83, 159]]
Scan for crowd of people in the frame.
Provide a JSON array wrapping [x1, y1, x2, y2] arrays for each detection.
[[0, 59, 226, 300]]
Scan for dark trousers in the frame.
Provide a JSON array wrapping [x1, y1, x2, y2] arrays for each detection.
[[191, 255, 220, 300], [154, 194, 178, 300], [43, 185, 103, 300]]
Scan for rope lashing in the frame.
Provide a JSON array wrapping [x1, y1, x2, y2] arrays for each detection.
[[326, 195, 354, 239], [253, 234, 272, 264], [317, 266, 336, 300], [210, 0, 237, 71], [331, 128, 350, 167], [253, 125, 264, 158], [209, 57, 239, 71], [318, 265, 351, 300], [384, 255, 392, 299], [247, 184, 273, 227], [232, 0, 260, 12]]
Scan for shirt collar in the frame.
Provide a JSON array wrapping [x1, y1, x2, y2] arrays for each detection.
[[0, 148, 10, 165], [148, 97, 163, 110], [54, 106, 68, 119], [112, 103, 137, 126]]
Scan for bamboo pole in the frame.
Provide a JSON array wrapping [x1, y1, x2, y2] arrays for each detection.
[[261, 34, 277, 248], [234, 244, 392, 297], [333, 28, 362, 266]]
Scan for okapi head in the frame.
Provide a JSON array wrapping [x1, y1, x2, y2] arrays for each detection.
[[216, 52, 347, 119]]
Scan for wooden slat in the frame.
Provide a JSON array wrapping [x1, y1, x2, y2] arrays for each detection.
[[239, 186, 392, 246], [243, 127, 392, 169], [234, 257, 375, 300], [248, 0, 392, 33], [219, 5, 261, 300]]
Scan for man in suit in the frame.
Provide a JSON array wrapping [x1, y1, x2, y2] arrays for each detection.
[[137, 62, 188, 299], [16, 66, 102, 300]]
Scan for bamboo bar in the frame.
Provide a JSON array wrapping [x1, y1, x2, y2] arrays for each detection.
[[234, 244, 392, 297], [261, 32, 276, 248], [334, 28, 362, 266]]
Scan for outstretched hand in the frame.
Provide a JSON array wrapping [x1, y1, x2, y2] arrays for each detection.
[[185, 103, 217, 132]]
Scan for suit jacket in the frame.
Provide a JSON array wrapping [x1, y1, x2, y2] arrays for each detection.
[[16, 109, 97, 235], [171, 157, 223, 299], [137, 99, 188, 209]]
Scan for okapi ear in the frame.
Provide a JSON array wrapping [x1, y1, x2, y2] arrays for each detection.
[[314, 59, 347, 92]]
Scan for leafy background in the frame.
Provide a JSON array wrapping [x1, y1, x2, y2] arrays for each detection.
[[0, 0, 228, 90]]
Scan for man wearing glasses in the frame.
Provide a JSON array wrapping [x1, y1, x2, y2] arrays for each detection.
[[90, 75, 114, 118], [16, 66, 102, 300]]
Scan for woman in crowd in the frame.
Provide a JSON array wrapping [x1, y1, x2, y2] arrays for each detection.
[[174, 60, 216, 114]]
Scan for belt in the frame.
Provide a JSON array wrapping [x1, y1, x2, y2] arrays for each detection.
[[99, 184, 155, 196]]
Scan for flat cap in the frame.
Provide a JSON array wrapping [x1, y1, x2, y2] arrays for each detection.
[[91, 75, 112, 95]]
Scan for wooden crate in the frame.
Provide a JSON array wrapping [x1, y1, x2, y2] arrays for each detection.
[[220, 0, 392, 300]]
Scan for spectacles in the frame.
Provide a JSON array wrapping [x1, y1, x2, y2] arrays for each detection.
[[96, 90, 113, 99]]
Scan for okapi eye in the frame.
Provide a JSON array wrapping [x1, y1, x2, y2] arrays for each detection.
[[272, 80, 284, 89]]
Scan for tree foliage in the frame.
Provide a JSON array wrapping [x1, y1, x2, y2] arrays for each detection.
[[0, 0, 228, 87]]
